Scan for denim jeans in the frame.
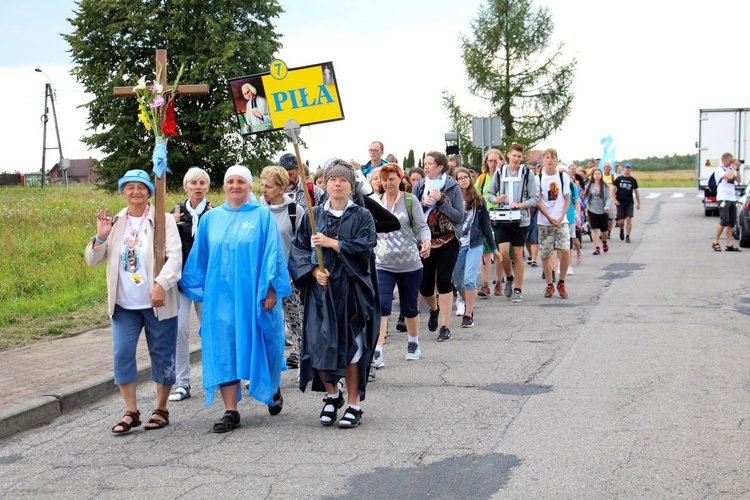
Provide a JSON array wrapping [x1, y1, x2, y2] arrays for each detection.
[[453, 244, 483, 291], [111, 305, 178, 386]]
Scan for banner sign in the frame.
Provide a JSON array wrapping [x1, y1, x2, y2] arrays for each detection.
[[228, 60, 344, 135]]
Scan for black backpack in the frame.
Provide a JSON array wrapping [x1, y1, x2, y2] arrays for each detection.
[[707, 171, 719, 197]]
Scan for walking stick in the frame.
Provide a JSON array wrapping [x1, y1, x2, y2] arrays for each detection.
[[284, 120, 325, 273]]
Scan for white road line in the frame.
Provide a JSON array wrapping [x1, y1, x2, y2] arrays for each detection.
[[696, 193, 704, 198], [671, 193, 686, 198], [646, 193, 661, 199]]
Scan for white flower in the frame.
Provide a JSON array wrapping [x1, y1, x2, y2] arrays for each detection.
[[134, 75, 147, 90], [153, 83, 164, 94]]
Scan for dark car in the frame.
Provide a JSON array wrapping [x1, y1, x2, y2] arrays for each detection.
[[732, 191, 750, 247]]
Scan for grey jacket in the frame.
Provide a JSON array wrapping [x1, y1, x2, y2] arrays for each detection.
[[262, 194, 305, 259], [487, 165, 539, 227]]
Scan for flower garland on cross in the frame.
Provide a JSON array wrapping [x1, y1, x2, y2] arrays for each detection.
[[132, 62, 184, 179]]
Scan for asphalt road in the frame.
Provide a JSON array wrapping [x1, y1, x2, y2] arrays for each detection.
[[2, 188, 749, 499]]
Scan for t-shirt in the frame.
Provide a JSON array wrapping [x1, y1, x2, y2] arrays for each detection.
[[716, 165, 738, 201], [537, 171, 570, 226], [602, 173, 615, 186], [116, 214, 152, 309], [613, 176, 639, 203]]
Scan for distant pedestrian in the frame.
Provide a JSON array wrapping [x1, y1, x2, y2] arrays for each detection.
[[85, 169, 182, 434], [613, 162, 641, 243], [169, 167, 212, 403], [453, 167, 501, 324], [712, 152, 743, 251], [536, 149, 571, 299], [373, 163, 431, 363], [585, 168, 611, 255], [412, 151, 464, 342]]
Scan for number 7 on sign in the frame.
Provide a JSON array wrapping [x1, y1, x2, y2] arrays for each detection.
[[271, 59, 288, 80]]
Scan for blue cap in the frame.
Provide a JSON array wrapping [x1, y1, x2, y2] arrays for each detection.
[[623, 162, 633, 168], [118, 169, 155, 196]]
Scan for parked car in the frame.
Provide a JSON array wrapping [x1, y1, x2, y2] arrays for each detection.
[[732, 192, 750, 247]]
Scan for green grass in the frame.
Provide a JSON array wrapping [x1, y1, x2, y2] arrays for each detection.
[[0, 184, 216, 350], [632, 170, 695, 188]]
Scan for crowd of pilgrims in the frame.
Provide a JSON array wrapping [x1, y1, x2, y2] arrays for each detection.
[[88, 143, 605, 434]]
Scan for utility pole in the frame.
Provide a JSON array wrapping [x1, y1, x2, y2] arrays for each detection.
[[35, 69, 65, 188]]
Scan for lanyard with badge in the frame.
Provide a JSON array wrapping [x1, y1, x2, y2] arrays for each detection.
[[125, 205, 149, 286]]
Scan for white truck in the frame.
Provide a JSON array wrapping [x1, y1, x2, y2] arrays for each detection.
[[696, 108, 750, 216]]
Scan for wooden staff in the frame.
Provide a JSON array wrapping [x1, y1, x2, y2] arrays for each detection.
[[284, 120, 325, 273]]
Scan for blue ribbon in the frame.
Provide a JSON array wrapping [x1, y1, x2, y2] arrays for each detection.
[[598, 135, 615, 171], [152, 141, 172, 179]]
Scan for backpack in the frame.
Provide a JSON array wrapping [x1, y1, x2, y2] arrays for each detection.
[[404, 192, 419, 238], [307, 182, 317, 206], [707, 171, 719, 197], [287, 203, 297, 232]]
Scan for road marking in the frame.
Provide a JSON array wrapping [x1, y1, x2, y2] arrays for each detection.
[[671, 193, 686, 198], [646, 193, 661, 199]]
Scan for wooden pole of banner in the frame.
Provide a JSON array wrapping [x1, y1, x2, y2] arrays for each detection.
[[284, 119, 325, 273]]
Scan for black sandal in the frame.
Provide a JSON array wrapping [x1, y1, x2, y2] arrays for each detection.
[[726, 245, 742, 252], [713, 243, 722, 251], [319, 392, 344, 426], [213, 410, 241, 433], [338, 406, 363, 428], [111, 410, 141, 434], [267, 389, 283, 416], [144, 409, 169, 430]]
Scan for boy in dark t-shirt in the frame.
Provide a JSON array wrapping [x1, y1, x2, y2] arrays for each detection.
[[612, 162, 640, 243]]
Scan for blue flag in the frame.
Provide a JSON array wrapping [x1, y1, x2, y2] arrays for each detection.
[[598, 136, 615, 171]]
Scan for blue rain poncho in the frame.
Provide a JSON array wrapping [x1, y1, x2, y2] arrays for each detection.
[[180, 201, 291, 406]]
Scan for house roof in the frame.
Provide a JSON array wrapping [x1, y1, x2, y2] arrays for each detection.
[[50, 158, 96, 177]]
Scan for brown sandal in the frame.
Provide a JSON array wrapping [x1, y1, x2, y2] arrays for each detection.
[[112, 410, 141, 434], [144, 408, 170, 430]]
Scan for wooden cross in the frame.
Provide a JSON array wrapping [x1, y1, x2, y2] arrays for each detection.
[[113, 49, 209, 276]]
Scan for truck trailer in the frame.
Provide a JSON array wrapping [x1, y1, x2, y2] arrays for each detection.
[[696, 108, 750, 216]]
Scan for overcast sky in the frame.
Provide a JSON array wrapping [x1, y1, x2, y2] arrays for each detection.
[[2, 0, 748, 174]]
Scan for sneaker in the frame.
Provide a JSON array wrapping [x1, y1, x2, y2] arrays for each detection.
[[437, 326, 452, 342], [620, 227, 625, 240], [602, 240, 609, 253], [494, 282, 502, 296], [428, 307, 440, 332], [461, 315, 474, 328], [478, 284, 490, 297], [576, 251, 582, 264], [567, 266, 574, 275], [168, 384, 190, 402], [368, 364, 377, 381], [372, 350, 384, 369], [455, 295, 466, 316], [557, 281, 568, 299], [405, 342, 421, 360], [511, 289, 523, 303], [503, 279, 513, 298], [526, 258, 533, 265], [544, 284, 555, 298], [286, 351, 299, 369], [396, 315, 407, 332], [593, 247, 600, 255], [626, 235, 631, 243], [529, 260, 538, 267]]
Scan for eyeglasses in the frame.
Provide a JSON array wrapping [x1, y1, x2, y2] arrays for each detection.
[[457, 176, 471, 181], [368, 149, 382, 153]]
